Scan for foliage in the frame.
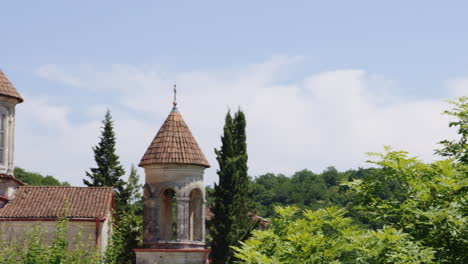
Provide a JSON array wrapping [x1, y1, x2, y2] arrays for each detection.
[[234, 206, 434, 264], [236, 98, 468, 264], [249, 168, 380, 218], [104, 166, 143, 264], [346, 148, 468, 263], [83, 110, 126, 207], [14, 167, 70, 186], [83, 111, 143, 264], [205, 185, 215, 208], [0, 218, 101, 264], [211, 110, 256, 264], [118, 164, 143, 211], [436, 96, 468, 164], [105, 210, 143, 264]]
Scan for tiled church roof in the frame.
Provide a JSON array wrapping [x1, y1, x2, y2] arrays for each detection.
[[139, 107, 210, 168], [0, 70, 24, 103], [0, 186, 113, 219], [0, 173, 25, 185]]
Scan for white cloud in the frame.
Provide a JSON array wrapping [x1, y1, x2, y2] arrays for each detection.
[[36, 64, 83, 87], [18, 96, 71, 131], [15, 97, 154, 186], [24, 58, 457, 186]]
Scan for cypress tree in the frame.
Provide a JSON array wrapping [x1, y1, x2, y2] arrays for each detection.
[[211, 110, 254, 264], [84, 110, 126, 206]]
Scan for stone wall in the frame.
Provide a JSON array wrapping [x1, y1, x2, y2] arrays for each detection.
[[135, 249, 209, 264], [0, 219, 111, 253]]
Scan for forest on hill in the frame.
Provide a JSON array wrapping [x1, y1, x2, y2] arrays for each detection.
[[207, 166, 397, 226], [13, 167, 70, 186]]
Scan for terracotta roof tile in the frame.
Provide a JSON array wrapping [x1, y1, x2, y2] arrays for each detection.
[[0, 173, 26, 185], [0, 70, 23, 103], [139, 107, 210, 168], [0, 186, 113, 219]]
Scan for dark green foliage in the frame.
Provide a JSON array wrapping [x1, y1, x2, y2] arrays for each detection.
[[84, 111, 143, 264], [322, 166, 339, 187], [105, 165, 143, 264], [13, 167, 70, 186], [289, 169, 328, 206], [84, 110, 126, 206], [105, 209, 143, 264], [205, 185, 215, 208], [211, 110, 255, 264], [119, 165, 143, 210], [249, 167, 380, 218]]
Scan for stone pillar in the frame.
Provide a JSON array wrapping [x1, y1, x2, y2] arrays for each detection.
[[201, 200, 206, 242], [143, 198, 157, 243], [177, 197, 190, 241]]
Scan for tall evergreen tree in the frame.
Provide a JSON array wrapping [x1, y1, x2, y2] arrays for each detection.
[[84, 110, 126, 206], [124, 164, 143, 205], [211, 110, 254, 264]]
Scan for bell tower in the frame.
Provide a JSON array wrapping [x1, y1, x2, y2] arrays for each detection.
[[0, 70, 24, 208], [135, 90, 210, 264]]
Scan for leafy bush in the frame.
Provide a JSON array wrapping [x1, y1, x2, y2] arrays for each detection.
[[347, 148, 468, 263], [234, 206, 434, 264]]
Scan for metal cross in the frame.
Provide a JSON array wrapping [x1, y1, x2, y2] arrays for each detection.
[[173, 84, 177, 107]]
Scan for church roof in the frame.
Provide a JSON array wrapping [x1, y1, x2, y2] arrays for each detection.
[[0, 173, 26, 185], [139, 107, 210, 168], [0, 70, 24, 103], [0, 186, 113, 220]]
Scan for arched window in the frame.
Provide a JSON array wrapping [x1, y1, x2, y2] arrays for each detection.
[[189, 188, 203, 241], [161, 189, 177, 240], [0, 114, 6, 165]]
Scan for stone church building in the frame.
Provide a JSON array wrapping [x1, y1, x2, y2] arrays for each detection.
[[135, 97, 211, 264], [0, 70, 114, 252], [0, 70, 211, 263]]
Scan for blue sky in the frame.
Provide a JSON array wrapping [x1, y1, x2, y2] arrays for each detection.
[[1, 1, 467, 185]]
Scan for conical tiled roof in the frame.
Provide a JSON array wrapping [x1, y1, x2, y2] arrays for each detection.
[[139, 107, 210, 168], [0, 70, 23, 103]]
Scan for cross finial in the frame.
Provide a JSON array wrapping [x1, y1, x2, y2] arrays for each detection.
[[173, 84, 177, 107]]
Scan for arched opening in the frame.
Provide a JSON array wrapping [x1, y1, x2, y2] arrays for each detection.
[[161, 188, 177, 240], [189, 188, 203, 241]]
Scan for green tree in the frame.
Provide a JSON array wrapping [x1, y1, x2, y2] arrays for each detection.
[[119, 164, 143, 210], [14, 167, 70, 186], [211, 110, 255, 264], [344, 98, 468, 262], [346, 148, 468, 263], [436, 96, 468, 164], [234, 206, 434, 264], [289, 169, 328, 208], [106, 165, 144, 264], [105, 210, 143, 264], [322, 166, 339, 187], [84, 110, 126, 206]]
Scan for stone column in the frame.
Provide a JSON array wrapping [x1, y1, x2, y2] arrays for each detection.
[[176, 197, 190, 241], [201, 200, 206, 242], [143, 198, 157, 243]]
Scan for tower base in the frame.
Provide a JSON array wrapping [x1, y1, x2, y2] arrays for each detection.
[[134, 249, 210, 264]]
